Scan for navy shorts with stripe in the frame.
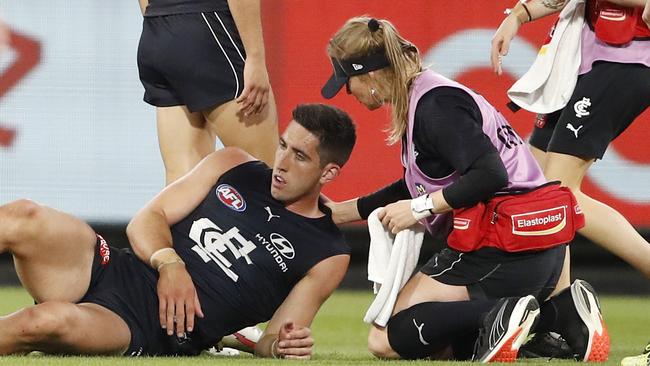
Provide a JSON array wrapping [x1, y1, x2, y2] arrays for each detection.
[[420, 245, 565, 301], [80, 238, 212, 356], [529, 61, 650, 160], [137, 10, 245, 112]]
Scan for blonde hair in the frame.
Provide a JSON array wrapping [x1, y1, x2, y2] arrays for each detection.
[[327, 16, 422, 145]]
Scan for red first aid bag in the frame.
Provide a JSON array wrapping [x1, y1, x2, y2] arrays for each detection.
[[588, 0, 650, 45], [448, 182, 585, 253]]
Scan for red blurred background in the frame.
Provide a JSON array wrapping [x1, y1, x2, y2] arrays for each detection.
[[262, 0, 650, 225]]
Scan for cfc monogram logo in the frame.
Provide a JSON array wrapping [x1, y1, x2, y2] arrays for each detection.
[[574, 97, 591, 118], [189, 218, 256, 282]]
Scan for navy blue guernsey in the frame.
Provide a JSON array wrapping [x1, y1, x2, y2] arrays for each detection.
[[171, 161, 349, 349], [145, 0, 229, 16]]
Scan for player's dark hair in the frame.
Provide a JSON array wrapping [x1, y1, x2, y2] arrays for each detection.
[[292, 104, 356, 167]]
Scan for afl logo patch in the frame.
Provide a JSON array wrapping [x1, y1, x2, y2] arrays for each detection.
[[269, 233, 295, 259], [216, 184, 246, 212]]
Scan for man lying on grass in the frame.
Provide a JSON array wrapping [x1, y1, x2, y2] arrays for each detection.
[[0, 104, 355, 358]]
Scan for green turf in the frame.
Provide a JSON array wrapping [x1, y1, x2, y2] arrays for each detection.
[[0, 287, 647, 365]]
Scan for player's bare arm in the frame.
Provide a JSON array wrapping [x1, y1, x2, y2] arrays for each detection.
[[127, 147, 255, 336], [227, 0, 270, 116], [255, 254, 350, 359], [491, 0, 568, 74], [138, 0, 149, 15]]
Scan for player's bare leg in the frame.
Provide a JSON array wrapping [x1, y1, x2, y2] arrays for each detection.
[[0, 199, 130, 354], [0, 199, 97, 303], [0, 302, 130, 355], [204, 90, 278, 167], [157, 105, 215, 185], [544, 152, 650, 278]]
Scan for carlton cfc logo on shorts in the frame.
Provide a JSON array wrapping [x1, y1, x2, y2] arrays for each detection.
[[511, 206, 567, 236], [97, 234, 111, 266], [216, 184, 246, 212]]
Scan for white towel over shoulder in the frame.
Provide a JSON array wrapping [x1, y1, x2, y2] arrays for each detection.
[[507, 0, 585, 114], [364, 208, 424, 327]]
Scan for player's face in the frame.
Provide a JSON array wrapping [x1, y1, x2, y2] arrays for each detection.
[[347, 75, 383, 110], [271, 121, 324, 202]]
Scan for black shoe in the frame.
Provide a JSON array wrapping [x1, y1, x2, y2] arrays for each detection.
[[519, 332, 574, 359], [565, 279, 610, 362], [472, 295, 540, 363]]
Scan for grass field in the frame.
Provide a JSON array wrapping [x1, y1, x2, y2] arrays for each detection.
[[0, 287, 647, 365]]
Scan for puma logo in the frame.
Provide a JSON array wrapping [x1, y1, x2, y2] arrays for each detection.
[[412, 318, 429, 345], [264, 206, 280, 222], [566, 123, 583, 138]]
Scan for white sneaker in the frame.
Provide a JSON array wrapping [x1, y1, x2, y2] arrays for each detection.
[[621, 342, 650, 366], [204, 346, 241, 357], [216, 325, 263, 354]]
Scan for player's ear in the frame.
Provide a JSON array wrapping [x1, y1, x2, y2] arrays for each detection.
[[320, 163, 340, 184]]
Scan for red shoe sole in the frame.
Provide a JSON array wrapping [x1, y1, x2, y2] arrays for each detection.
[[586, 316, 610, 362], [489, 327, 523, 362]]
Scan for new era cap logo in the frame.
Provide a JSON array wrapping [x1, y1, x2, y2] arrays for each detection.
[[352, 63, 363, 71]]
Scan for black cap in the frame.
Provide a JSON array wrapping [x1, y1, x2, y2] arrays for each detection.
[[321, 52, 390, 99]]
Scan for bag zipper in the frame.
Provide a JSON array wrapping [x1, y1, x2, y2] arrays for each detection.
[[488, 182, 561, 224]]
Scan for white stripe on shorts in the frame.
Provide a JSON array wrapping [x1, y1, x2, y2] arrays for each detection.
[[201, 12, 239, 98], [214, 12, 245, 62]]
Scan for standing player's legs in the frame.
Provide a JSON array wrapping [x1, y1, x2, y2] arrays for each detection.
[[156, 91, 278, 186], [0, 199, 130, 354], [157, 106, 215, 185], [544, 152, 650, 278], [203, 90, 279, 167], [529, 62, 650, 279]]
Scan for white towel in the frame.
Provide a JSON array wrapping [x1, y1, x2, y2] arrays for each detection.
[[507, 0, 585, 114], [363, 208, 424, 327]]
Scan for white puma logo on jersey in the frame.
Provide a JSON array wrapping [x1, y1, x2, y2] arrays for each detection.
[[265, 206, 280, 222], [566, 123, 583, 138], [412, 318, 429, 345]]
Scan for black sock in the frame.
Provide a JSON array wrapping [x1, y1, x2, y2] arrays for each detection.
[[535, 286, 586, 356], [387, 299, 496, 360], [536, 286, 572, 334]]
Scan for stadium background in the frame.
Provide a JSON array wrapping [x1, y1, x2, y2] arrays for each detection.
[[1, 1, 649, 294]]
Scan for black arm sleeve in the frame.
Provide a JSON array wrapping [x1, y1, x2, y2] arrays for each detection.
[[414, 87, 497, 175], [357, 179, 410, 219], [442, 151, 508, 208]]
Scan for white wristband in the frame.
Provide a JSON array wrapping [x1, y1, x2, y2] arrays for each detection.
[[410, 194, 434, 221]]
